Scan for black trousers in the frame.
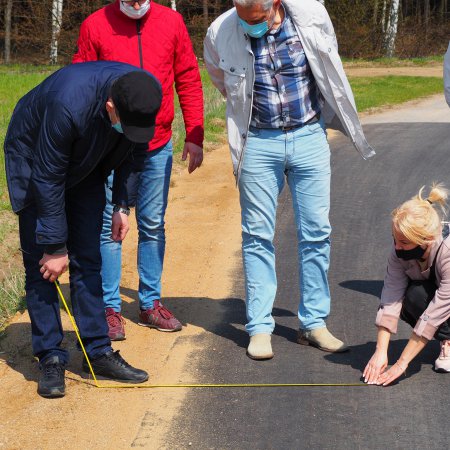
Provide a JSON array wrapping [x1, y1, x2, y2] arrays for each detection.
[[19, 170, 112, 364], [400, 280, 450, 341]]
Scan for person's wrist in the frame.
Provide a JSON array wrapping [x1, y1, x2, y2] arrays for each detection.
[[113, 205, 130, 216], [395, 358, 408, 371], [44, 243, 68, 255], [375, 344, 388, 353]]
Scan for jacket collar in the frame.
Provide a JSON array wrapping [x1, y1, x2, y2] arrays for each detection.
[[282, 0, 314, 27]]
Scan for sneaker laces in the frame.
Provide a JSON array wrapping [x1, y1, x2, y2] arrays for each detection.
[[440, 340, 450, 358], [107, 311, 126, 328], [43, 363, 64, 379], [107, 350, 131, 368], [151, 301, 174, 320]]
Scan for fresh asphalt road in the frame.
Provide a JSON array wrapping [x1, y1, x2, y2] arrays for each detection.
[[167, 96, 450, 449]]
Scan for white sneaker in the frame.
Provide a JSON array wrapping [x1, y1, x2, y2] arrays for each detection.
[[434, 340, 450, 373]]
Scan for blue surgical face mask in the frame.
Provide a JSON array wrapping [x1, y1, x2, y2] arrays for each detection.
[[238, 17, 269, 38], [112, 122, 124, 134]]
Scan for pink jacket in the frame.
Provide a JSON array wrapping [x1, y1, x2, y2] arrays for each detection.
[[376, 236, 450, 340]]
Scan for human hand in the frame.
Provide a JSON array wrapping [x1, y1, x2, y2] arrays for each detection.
[[376, 360, 408, 386], [111, 211, 129, 241], [39, 253, 69, 282], [182, 142, 203, 173], [363, 350, 388, 384]]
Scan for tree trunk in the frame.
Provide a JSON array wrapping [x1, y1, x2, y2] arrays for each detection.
[[214, 0, 221, 17], [424, 0, 430, 29], [4, 0, 13, 63], [49, 0, 64, 65], [373, 0, 379, 25], [381, 0, 388, 33], [384, 0, 400, 57], [203, 0, 209, 33], [170, 0, 176, 11]]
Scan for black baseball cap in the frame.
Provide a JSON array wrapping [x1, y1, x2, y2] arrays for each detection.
[[111, 71, 162, 143]]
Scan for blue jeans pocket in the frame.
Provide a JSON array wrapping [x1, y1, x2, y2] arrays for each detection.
[[247, 127, 262, 138]]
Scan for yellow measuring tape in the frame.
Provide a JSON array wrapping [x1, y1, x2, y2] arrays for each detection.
[[55, 280, 366, 389]]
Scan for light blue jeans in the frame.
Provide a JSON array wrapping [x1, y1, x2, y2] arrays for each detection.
[[238, 118, 331, 336], [101, 141, 173, 311]]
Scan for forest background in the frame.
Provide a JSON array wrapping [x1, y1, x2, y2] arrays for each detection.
[[1, 0, 450, 65]]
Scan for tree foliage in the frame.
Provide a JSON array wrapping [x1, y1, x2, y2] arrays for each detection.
[[0, 0, 449, 64]]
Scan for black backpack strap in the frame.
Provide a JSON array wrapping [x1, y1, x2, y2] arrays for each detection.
[[429, 241, 444, 284]]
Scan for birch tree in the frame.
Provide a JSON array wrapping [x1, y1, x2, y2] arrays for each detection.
[[384, 0, 400, 57], [50, 0, 64, 64], [381, 0, 387, 33], [170, 0, 177, 11], [4, 0, 13, 63]]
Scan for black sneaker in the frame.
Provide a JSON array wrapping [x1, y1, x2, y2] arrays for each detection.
[[38, 356, 66, 398], [83, 350, 148, 383]]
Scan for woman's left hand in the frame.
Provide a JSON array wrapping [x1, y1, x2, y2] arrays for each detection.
[[376, 360, 408, 386]]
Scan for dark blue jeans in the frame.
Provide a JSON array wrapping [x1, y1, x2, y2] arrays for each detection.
[[19, 170, 112, 364]]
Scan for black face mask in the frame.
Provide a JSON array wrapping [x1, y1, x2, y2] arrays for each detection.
[[395, 245, 426, 261]]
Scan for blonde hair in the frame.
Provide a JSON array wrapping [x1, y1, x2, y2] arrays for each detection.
[[392, 183, 448, 245]]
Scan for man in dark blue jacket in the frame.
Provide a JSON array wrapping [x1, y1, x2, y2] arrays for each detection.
[[4, 61, 162, 398]]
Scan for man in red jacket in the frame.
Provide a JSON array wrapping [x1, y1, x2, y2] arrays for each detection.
[[73, 0, 204, 340]]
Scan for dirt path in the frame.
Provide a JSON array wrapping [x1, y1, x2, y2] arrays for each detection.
[[344, 65, 443, 78], [0, 145, 242, 450], [0, 64, 445, 449]]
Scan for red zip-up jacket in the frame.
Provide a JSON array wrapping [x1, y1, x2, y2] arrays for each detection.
[[73, 0, 204, 151]]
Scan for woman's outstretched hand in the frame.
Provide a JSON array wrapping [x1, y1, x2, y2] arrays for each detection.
[[363, 350, 388, 384], [376, 360, 408, 386]]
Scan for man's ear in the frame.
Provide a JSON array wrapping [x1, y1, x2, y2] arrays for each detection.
[[106, 98, 114, 114]]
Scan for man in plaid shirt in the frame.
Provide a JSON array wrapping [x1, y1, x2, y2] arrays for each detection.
[[205, 0, 373, 359]]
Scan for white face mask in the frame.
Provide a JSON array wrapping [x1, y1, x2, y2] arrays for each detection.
[[120, 0, 151, 20]]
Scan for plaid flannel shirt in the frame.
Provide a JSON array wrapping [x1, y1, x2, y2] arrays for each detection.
[[250, 10, 323, 129]]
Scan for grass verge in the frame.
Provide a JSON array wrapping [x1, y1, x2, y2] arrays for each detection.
[[343, 55, 444, 67], [349, 76, 444, 112], [0, 269, 25, 332], [0, 70, 55, 210]]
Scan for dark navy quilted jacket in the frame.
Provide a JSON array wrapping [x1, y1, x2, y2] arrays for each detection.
[[4, 61, 159, 246]]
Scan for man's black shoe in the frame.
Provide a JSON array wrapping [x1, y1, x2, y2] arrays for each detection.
[[38, 356, 66, 398], [83, 350, 149, 383]]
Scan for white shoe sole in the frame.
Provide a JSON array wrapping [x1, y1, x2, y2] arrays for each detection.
[[246, 351, 274, 360], [138, 322, 182, 332]]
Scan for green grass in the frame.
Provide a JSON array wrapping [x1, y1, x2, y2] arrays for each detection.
[[349, 76, 444, 111], [0, 269, 25, 332], [0, 68, 55, 210], [171, 68, 226, 155], [343, 55, 444, 67]]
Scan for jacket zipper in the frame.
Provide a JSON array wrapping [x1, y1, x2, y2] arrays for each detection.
[[136, 19, 144, 69]]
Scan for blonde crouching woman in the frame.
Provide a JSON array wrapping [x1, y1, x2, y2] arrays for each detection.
[[364, 184, 450, 386]]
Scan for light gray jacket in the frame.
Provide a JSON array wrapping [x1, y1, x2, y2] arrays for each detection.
[[445, 41, 450, 107], [204, 0, 375, 179]]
